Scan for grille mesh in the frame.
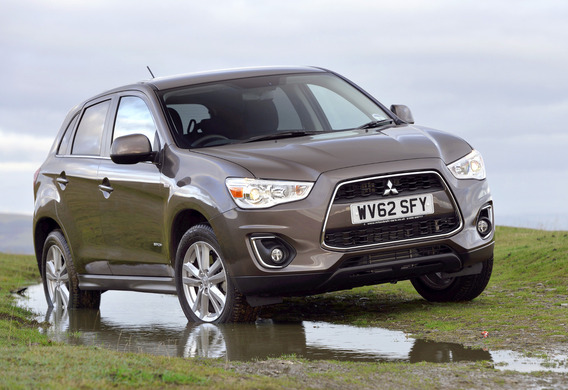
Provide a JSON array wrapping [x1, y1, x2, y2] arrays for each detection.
[[324, 172, 460, 249], [324, 215, 459, 248], [334, 173, 443, 202], [339, 245, 454, 269]]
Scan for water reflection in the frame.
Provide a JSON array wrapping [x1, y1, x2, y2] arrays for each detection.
[[41, 305, 487, 363], [409, 340, 491, 363], [17, 284, 568, 372]]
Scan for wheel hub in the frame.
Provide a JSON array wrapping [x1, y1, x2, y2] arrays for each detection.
[[54, 270, 63, 286], [201, 274, 212, 295]]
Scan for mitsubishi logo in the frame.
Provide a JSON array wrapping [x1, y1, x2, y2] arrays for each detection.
[[383, 180, 399, 196]]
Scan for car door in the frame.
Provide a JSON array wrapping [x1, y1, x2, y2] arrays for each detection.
[[97, 93, 170, 276], [55, 98, 111, 274]]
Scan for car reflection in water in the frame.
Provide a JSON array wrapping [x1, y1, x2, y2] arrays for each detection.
[[44, 305, 492, 363], [22, 284, 493, 363]]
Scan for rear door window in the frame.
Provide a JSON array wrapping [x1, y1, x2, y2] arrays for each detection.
[[72, 100, 111, 156]]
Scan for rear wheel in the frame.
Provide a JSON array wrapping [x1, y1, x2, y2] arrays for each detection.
[[175, 224, 258, 323], [411, 258, 493, 302], [42, 230, 101, 309]]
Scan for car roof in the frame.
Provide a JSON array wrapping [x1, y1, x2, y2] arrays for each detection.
[[77, 66, 330, 110], [140, 65, 327, 91]]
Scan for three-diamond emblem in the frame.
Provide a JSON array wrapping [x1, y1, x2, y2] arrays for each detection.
[[383, 180, 399, 196]]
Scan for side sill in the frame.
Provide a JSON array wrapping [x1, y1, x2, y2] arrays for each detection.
[[78, 275, 177, 295]]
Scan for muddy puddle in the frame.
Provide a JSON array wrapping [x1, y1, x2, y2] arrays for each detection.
[[16, 284, 568, 372]]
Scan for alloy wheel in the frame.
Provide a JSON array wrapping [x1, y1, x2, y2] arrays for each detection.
[[181, 241, 228, 322], [45, 245, 70, 308]]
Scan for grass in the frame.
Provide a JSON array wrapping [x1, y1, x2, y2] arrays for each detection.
[[263, 226, 568, 350], [0, 226, 567, 389], [0, 253, 48, 347]]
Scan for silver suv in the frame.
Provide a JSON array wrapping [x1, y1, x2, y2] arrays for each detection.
[[33, 66, 494, 323]]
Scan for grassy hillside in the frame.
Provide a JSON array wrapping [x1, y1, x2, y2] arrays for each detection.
[[0, 226, 567, 389]]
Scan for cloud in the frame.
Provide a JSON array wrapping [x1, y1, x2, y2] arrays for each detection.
[[0, 0, 567, 226], [0, 129, 53, 163]]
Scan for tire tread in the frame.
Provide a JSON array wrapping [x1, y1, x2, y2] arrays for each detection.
[[42, 230, 101, 309]]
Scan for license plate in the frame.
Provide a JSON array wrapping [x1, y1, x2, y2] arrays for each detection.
[[350, 194, 434, 224]]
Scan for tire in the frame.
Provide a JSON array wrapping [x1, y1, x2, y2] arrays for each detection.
[[411, 258, 493, 302], [42, 230, 101, 310], [175, 224, 258, 323]]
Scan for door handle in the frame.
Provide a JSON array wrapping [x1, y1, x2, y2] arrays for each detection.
[[99, 178, 114, 199], [98, 184, 114, 193], [56, 173, 68, 190]]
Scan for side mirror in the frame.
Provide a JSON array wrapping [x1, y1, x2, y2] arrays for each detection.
[[110, 134, 155, 164], [390, 105, 415, 124]]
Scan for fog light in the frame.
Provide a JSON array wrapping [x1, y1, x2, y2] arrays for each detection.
[[476, 203, 493, 238], [271, 248, 284, 263], [250, 236, 296, 269], [477, 218, 491, 235]]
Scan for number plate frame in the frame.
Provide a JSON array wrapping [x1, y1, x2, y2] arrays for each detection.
[[350, 194, 434, 224]]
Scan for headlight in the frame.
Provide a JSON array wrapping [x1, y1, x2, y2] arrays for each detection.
[[226, 178, 314, 209], [447, 150, 486, 180]]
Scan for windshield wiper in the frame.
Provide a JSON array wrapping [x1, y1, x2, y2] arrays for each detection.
[[357, 119, 394, 130], [243, 131, 318, 143]]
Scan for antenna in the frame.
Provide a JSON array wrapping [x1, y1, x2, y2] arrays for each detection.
[[146, 66, 155, 79]]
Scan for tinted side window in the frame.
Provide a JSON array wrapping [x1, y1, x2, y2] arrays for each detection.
[[57, 114, 78, 155], [72, 100, 110, 156], [113, 96, 158, 151]]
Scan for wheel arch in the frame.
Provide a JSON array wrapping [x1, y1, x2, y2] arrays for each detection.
[[33, 217, 62, 275], [169, 209, 208, 266]]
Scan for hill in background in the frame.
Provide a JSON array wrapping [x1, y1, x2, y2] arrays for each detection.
[[0, 213, 33, 255]]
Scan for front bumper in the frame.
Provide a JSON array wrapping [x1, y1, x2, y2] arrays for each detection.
[[232, 240, 494, 296], [210, 159, 494, 297]]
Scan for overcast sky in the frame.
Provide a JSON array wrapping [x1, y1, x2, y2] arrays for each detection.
[[1, 0, 567, 229]]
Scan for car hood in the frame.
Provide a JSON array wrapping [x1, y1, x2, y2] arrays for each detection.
[[193, 125, 472, 181]]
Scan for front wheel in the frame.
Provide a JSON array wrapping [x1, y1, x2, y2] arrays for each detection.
[[175, 224, 258, 323], [411, 258, 493, 302], [42, 230, 101, 309]]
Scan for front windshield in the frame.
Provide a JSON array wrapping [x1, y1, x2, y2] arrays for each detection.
[[160, 73, 391, 148]]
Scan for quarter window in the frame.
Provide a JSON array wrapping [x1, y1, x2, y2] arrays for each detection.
[[113, 96, 158, 151], [57, 114, 78, 155], [72, 100, 111, 156]]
